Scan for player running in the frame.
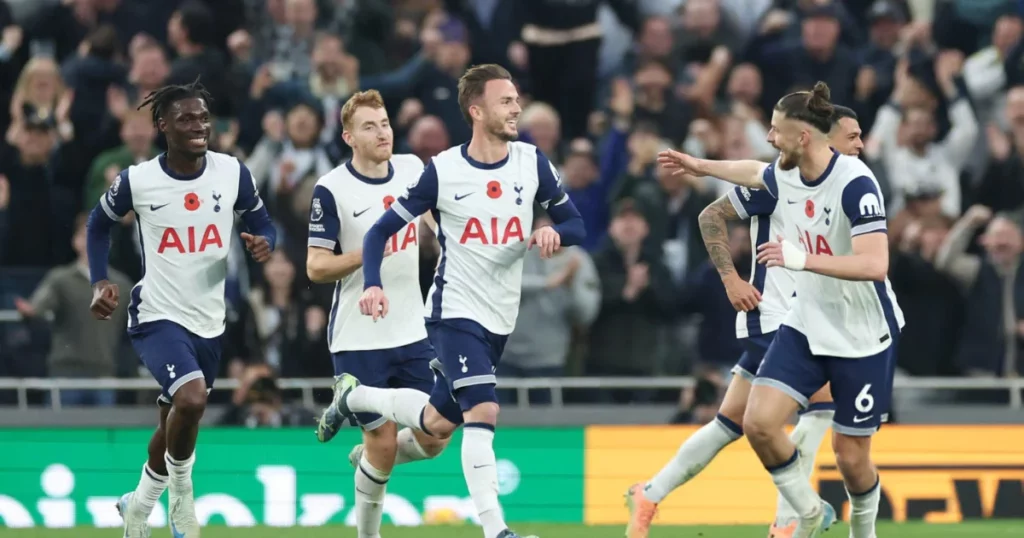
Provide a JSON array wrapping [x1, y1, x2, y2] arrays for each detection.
[[87, 80, 276, 538], [624, 105, 865, 538], [309, 89, 448, 537], [658, 82, 903, 538], [320, 64, 585, 538]]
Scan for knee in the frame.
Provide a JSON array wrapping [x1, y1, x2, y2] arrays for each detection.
[[742, 408, 778, 447], [832, 434, 871, 474], [172, 381, 208, 418], [421, 405, 457, 439], [464, 401, 500, 425], [414, 430, 449, 457], [363, 428, 399, 461]]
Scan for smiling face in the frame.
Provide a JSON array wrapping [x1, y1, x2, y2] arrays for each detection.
[[475, 79, 521, 142], [161, 97, 211, 160], [829, 116, 864, 156], [767, 110, 808, 170]]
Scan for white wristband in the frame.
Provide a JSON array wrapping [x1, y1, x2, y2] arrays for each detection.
[[780, 239, 807, 271]]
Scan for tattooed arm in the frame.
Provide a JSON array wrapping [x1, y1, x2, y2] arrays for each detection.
[[698, 195, 743, 279], [699, 193, 766, 312]]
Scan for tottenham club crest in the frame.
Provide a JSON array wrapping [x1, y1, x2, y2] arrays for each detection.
[[310, 197, 324, 222]]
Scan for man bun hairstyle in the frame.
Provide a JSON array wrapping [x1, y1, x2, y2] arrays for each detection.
[[774, 80, 834, 134], [457, 63, 513, 125]]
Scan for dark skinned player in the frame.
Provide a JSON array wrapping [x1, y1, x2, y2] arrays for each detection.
[[85, 79, 276, 538]]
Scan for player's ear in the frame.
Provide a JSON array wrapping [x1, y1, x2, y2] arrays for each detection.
[[341, 129, 352, 147]]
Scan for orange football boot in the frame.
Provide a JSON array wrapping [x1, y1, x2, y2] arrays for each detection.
[[624, 483, 658, 538], [767, 520, 797, 538]]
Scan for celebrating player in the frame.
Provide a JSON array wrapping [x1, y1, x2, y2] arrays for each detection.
[[87, 80, 276, 538], [657, 83, 903, 538], [308, 89, 448, 537], [624, 106, 866, 538], [319, 64, 585, 538]]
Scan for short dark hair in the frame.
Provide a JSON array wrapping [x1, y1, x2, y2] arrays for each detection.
[[774, 81, 834, 133], [177, 0, 215, 46], [138, 77, 213, 128], [457, 64, 513, 125], [86, 24, 119, 60], [831, 105, 858, 124]]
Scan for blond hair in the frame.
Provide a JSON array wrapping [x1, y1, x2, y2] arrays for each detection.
[[13, 57, 66, 111], [340, 90, 385, 131]]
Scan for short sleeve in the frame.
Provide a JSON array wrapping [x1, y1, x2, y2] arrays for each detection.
[[234, 161, 265, 214], [761, 161, 779, 198], [392, 160, 439, 221], [99, 169, 134, 220], [535, 148, 569, 208], [727, 185, 778, 219], [841, 175, 887, 236], [308, 184, 341, 251]]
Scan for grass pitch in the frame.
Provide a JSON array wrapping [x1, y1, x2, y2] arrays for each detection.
[[1, 522, 1022, 537]]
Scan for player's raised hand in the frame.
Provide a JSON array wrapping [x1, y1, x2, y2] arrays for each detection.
[[528, 226, 561, 258], [722, 275, 762, 312], [358, 286, 389, 321], [657, 149, 704, 177], [240, 232, 272, 262], [757, 235, 807, 271], [90, 281, 119, 320]]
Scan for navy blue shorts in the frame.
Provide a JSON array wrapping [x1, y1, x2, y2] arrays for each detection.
[[425, 318, 508, 424], [332, 338, 436, 430], [754, 325, 898, 437], [129, 320, 222, 406], [731, 332, 776, 381]]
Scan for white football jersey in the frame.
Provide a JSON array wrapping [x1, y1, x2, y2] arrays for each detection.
[[766, 151, 905, 357], [308, 155, 427, 352], [390, 142, 569, 335], [99, 152, 264, 338], [727, 185, 795, 338]]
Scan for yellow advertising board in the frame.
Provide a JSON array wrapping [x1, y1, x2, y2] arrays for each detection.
[[584, 425, 1024, 525]]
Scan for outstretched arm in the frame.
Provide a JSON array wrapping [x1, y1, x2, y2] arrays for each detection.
[[658, 149, 772, 191], [363, 163, 439, 289]]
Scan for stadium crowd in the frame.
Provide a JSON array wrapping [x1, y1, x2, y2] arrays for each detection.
[[0, 0, 1021, 415]]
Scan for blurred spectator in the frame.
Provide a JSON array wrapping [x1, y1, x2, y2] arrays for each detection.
[[166, 1, 233, 118], [13, 214, 132, 406], [588, 199, 677, 390], [502, 212, 600, 404], [61, 24, 127, 131], [249, 251, 331, 377], [974, 86, 1024, 212], [520, 101, 563, 165], [406, 114, 450, 163], [889, 214, 964, 376], [83, 110, 158, 210], [522, 0, 639, 140], [126, 41, 170, 103], [939, 206, 1024, 377], [7, 56, 74, 145], [866, 50, 978, 218]]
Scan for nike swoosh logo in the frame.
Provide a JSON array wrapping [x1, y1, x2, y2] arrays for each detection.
[[150, 204, 169, 211], [786, 200, 798, 204], [472, 464, 492, 469], [353, 208, 370, 217], [455, 193, 474, 201], [852, 415, 872, 423], [170, 521, 185, 538]]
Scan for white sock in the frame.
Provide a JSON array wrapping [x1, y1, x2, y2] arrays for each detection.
[[775, 408, 834, 525], [769, 450, 821, 520], [644, 414, 742, 503], [354, 455, 390, 538], [394, 428, 433, 465], [132, 463, 168, 515], [164, 452, 195, 494], [462, 424, 506, 538], [847, 478, 880, 538], [348, 387, 430, 432]]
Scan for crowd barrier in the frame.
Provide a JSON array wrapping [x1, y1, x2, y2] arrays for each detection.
[[0, 425, 1020, 528], [2, 376, 1023, 410]]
